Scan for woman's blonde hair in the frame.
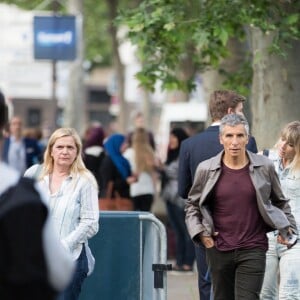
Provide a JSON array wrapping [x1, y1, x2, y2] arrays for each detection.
[[281, 121, 300, 172], [132, 128, 155, 174], [41, 127, 97, 186]]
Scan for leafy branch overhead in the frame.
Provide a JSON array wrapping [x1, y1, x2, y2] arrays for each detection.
[[118, 0, 300, 93]]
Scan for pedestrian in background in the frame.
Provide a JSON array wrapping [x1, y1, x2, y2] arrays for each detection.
[[23, 127, 46, 157], [82, 123, 106, 197], [126, 111, 156, 150], [160, 127, 195, 273], [2, 116, 42, 174], [185, 114, 297, 300], [24, 127, 99, 300], [123, 127, 157, 212], [178, 89, 258, 300], [260, 121, 300, 299], [99, 133, 137, 211]]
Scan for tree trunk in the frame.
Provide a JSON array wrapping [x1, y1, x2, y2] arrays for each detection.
[[250, 28, 300, 150], [106, 0, 126, 133], [64, 0, 86, 134], [202, 38, 249, 123]]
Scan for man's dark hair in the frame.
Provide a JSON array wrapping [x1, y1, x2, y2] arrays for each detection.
[[209, 90, 245, 122], [0, 91, 8, 130]]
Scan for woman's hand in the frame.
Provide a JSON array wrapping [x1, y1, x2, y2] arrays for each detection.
[[278, 227, 298, 249], [127, 175, 138, 184]]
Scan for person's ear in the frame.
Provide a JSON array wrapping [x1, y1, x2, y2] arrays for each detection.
[[227, 107, 234, 114], [219, 134, 224, 145], [246, 135, 249, 145]]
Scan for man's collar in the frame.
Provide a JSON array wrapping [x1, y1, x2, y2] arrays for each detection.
[[211, 121, 221, 126], [10, 136, 22, 142]]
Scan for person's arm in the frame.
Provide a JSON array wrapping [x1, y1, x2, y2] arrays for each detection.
[[33, 182, 75, 291], [42, 211, 75, 291], [269, 164, 298, 248], [98, 156, 114, 198], [269, 164, 297, 227], [178, 140, 192, 198], [123, 149, 138, 184], [62, 179, 99, 252], [185, 164, 211, 245], [148, 131, 156, 150]]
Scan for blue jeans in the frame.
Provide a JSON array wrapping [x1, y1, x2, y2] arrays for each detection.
[[166, 201, 195, 267], [195, 243, 211, 300], [260, 233, 300, 300], [57, 246, 88, 300]]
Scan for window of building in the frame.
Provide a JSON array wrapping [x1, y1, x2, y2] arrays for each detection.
[[27, 108, 41, 127], [88, 88, 110, 104]]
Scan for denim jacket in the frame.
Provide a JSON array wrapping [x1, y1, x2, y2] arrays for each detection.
[[185, 150, 297, 244], [268, 150, 300, 233]]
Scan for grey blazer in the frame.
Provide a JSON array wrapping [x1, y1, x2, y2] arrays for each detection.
[[185, 150, 297, 244]]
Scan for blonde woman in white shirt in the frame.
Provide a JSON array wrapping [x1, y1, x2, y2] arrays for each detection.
[[25, 127, 99, 300], [260, 122, 300, 300], [123, 127, 156, 211]]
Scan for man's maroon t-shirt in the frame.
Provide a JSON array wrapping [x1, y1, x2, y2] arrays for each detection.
[[210, 163, 268, 251]]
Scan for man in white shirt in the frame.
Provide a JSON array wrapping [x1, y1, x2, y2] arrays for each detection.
[[2, 116, 42, 174]]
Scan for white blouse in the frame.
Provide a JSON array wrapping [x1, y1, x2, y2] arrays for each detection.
[[24, 164, 99, 275]]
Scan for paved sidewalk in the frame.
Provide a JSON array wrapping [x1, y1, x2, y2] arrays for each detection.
[[167, 271, 198, 300]]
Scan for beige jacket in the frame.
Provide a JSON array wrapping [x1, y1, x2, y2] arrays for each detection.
[[185, 150, 297, 244]]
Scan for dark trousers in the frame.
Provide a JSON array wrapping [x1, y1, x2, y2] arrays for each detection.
[[57, 246, 88, 300], [195, 243, 211, 300], [166, 201, 195, 267], [132, 194, 153, 212], [206, 247, 266, 300]]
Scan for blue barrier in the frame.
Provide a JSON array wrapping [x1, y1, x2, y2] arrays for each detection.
[[80, 211, 171, 300]]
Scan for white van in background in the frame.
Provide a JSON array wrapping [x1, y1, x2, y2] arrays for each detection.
[[156, 101, 208, 162]]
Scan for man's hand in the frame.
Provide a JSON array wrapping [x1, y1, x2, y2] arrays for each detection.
[[200, 232, 218, 248]]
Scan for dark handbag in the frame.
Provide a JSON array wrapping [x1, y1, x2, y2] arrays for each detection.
[[115, 192, 134, 211], [98, 197, 117, 210]]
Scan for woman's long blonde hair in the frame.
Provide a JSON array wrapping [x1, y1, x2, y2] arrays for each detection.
[[132, 128, 155, 174], [281, 121, 300, 173], [40, 127, 97, 186]]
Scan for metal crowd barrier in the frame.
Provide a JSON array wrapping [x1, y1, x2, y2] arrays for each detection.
[[80, 211, 171, 300]]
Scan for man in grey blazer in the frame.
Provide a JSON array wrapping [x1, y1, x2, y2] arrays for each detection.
[[185, 114, 297, 300]]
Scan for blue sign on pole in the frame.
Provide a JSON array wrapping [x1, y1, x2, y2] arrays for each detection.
[[33, 15, 77, 61]]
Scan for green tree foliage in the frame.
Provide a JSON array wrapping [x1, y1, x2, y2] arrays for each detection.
[[118, 0, 300, 93], [83, 1, 112, 68]]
